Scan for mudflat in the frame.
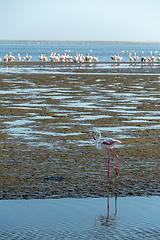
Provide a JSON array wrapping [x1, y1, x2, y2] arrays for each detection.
[[0, 71, 159, 199]]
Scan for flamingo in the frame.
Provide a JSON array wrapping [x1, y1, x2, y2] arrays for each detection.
[[78, 54, 84, 63], [74, 53, 79, 63], [116, 53, 123, 61], [111, 55, 118, 61], [17, 53, 21, 61], [26, 53, 32, 61], [50, 53, 56, 62], [39, 54, 44, 61], [4, 54, 8, 62], [132, 53, 139, 61], [150, 52, 156, 62], [93, 55, 98, 62], [85, 53, 92, 62], [157, 54, 160, 61], [49, 52, 53, 59], [129, 53, 134, 62], [43, 54, 48, 61], [54, 54, 60, 62], [8, 52, 15, 62], [141, 56, 148, 62], [93, 130, 121, 176]]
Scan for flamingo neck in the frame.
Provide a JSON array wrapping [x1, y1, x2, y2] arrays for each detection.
[[96, 132, 102, 150]]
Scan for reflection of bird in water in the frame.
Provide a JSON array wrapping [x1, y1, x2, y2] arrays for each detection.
[[95, 197, 117, 226], [93, 130, 121, 176]]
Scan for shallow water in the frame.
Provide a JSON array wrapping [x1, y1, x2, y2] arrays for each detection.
[[1, 41, 160, 62], [1, 72, 159, 146], [1, 62, 160, 75], [0, 196, 160, 239]]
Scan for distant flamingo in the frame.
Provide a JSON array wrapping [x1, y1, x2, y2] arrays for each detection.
[[85, 53, 92, 62], [129, 53, 134, 62], [17, 53, 21, 61], [39, 54, 44, 61], [157, 54, 160, 61], [43, 54, 48, 61], [4, 54, 8, 62], [116, 53, 123, 61], [26, 53, 32, 61], [150, 52, 156, 62], [111, 55, 118, 61], [93, 55, 98, 62], [132, 52, 139, 61], [8, 52, 15, 62], [93, 130, 121, 176]]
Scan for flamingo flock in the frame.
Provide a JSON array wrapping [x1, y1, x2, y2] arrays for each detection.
[[3, 52, 32, 62], [1, 50, 160, 63], [1, 51, 98, 63], [48, 52, 98, 63], [110, 50, 160, 62], [111, 53, 123, 61]]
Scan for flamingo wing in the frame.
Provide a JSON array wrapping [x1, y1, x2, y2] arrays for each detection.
[[101, 139, 121, 148], [101, 139, 116, 146]]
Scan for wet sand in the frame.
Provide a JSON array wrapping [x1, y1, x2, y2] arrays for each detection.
[[0, 67, 160, 199]]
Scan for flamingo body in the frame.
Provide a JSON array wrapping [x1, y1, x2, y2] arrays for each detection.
[[101, 139, 120, 147], [93, 130, 121, 176]]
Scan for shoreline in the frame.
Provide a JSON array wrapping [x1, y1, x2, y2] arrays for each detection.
[[1, 40, 160, 44]]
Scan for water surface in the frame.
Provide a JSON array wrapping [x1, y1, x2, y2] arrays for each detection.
[[0, 196, 160, 239]]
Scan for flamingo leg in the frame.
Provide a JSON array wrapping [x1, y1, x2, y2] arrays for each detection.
[[108, 149, 110, 177], [110, 148, 118, 175]]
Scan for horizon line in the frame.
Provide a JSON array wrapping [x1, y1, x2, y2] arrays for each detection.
[[0, 40, 160, 44]]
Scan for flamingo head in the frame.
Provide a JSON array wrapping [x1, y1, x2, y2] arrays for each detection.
[[93, 131, 99, 140]]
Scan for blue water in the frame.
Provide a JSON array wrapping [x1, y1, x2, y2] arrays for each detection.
[[0, 197, 160, 239], [1, 41, 160, 62]]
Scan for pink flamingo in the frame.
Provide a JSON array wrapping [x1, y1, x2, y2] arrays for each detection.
[[93, 130, 121, 176]]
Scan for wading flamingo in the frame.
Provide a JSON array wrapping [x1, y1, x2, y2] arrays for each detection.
[[17, 53, 21, 61], [93, 130, 121, 177]]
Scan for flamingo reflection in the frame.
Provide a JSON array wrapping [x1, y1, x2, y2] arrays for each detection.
[[95, 197, 117, 226]]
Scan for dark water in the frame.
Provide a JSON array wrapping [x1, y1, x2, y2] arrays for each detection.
[[0, 197, 160, 239], [1, 41, 160, 62]]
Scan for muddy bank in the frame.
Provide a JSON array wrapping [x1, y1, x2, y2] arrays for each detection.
[[0, 73, 160, 199]]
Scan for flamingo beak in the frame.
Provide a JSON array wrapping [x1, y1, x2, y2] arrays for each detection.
[[93, 134, 96, 140]]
